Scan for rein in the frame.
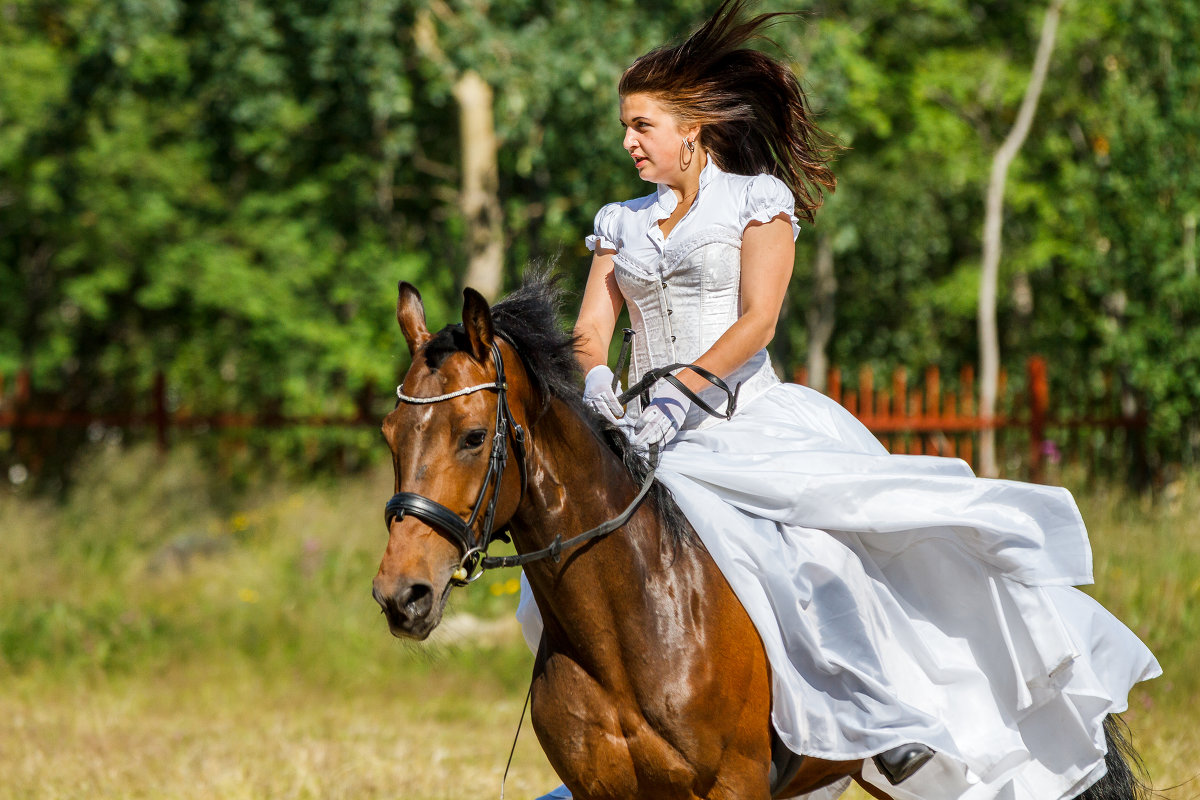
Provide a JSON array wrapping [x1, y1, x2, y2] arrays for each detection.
[[383, 336, 738, 586], [480, 457, 658, 570]]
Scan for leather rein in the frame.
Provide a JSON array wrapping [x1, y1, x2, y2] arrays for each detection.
[[383, 337, 738, 587]]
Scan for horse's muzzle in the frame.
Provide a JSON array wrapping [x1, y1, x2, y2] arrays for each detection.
[[372, 577, 441, 639]]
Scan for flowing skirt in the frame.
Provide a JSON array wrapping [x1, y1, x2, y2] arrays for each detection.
[[518, 383, 1159, 800]]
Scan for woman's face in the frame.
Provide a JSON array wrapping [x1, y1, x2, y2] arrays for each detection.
[[619, 93, 699, 187]]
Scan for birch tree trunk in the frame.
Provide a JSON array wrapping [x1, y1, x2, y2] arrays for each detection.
[[806, 232, 837, 393], [454, 70, 504, 300], [978, 0, 1064, 478]]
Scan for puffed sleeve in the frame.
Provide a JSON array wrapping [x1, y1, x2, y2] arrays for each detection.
[[741, 174, 800, 241], [584, 202, 621, 252]]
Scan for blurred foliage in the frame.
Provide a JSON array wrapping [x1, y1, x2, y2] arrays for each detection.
[[784, 0, 1200, 477], [1, 0, 1197, 483]]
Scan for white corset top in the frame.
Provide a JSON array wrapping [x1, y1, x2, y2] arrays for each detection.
[[613, 235, 781, 429], [587, 161, 799, 430]]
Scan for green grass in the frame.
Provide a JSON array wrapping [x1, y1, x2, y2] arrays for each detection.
[[0, 444, 1196, 798]]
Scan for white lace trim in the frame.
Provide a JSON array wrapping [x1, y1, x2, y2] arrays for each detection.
[[746, 205, 801, 240], [612, 250, 658, 282], [585, 233, 618, 252], [661, 231, 743, 275]]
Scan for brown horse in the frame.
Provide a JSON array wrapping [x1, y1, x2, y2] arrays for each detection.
[[372, 276, 1147, 800]]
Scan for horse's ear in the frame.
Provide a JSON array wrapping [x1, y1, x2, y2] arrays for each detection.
[[461, 287, 495, 363], [396, 281, 431, 356]]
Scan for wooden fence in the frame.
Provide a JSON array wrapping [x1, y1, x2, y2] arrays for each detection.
[[794, 362, 994, 466], [793, 355, 1144, 481], [2, 355, 1146, 482], [0, 369, 378, 448]]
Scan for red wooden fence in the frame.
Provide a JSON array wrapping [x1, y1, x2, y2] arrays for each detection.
[[795, 362, 992, 466], [796, 357, 1152, 482], [0, 370, 379, 452], [1, 356, 1145, 482], [794, 355, 1142, 482]]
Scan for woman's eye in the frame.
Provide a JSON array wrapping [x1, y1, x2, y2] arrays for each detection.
[[462, 429, 487, 450]]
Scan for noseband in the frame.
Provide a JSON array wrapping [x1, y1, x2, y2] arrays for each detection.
[[384, 340, 528, 586]]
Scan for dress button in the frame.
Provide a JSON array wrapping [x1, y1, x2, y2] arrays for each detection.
[[661, 281, 667, 288], [667, 309, 673, 315], [671, 336, 677, 342]]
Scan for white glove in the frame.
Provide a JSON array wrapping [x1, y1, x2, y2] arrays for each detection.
[[631, 380, 691, 450], [583, 365, 626, 426]]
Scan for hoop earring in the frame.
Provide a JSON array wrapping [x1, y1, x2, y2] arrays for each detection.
[[679, 139, 694, 171]]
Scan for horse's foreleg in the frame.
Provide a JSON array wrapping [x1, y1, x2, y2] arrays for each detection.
[[701, 755, 771, 800], [534, 651, 714, 800], [534, 649, 759, 800], [531, 655, 639, 800]]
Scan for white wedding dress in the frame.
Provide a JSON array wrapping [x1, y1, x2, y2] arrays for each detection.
[[517, 160, 1159, 800]]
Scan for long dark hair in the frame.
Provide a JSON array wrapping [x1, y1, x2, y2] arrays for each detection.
[[618, 0, 837, 222]]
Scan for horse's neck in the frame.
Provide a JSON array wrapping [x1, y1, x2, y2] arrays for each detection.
[[511, 401, 698, 660], [512, 400, 648, 565]]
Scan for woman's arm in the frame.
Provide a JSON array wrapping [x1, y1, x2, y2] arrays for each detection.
[[573, 249, 625, 372], [676, 214, 795, 394]]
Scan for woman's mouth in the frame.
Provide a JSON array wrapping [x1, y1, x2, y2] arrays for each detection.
[[633, 155, 648, 168]]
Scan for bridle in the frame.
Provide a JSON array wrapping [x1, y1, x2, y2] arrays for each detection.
[[383, 333, 741, 588], [384, 339, 528, 586]]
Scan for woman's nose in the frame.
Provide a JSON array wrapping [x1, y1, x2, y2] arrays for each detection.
[[623, 127, 636, 151]]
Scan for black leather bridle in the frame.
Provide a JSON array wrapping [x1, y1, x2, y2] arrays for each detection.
[[383, 334, 741, 588], [384, 340, 528, 586]]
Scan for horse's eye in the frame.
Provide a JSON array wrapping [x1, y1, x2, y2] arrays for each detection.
[[462, 429, 487, 450]]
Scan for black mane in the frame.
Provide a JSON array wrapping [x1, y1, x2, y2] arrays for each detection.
[[489, 274, 588, 408], [427, 270, 696, 549]]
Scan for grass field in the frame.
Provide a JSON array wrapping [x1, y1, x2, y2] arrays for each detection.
[[1, 443, 1197, 799]]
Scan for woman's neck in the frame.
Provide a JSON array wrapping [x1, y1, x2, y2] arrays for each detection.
[[665, 150, 708, 204]]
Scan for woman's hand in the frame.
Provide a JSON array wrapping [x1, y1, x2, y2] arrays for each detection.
[[583, 365, 626, 426], [632, 381, 691, 449]]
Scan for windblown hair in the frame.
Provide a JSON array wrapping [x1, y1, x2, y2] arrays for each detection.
[[619, 0, 838, 222], [430, 271, 696, 549]]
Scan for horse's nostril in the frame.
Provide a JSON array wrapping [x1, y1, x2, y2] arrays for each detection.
[[400, 583, 434, 620]]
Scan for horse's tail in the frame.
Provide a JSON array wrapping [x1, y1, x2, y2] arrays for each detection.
[[1076, 715, 1151, 800]]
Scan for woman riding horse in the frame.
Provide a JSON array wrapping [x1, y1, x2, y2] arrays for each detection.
[[376, 276, 1155, 800], [375, 2, 1159, 798]]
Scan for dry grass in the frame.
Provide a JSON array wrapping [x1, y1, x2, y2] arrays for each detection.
[[0, 660, 1191, 800], [0, 661, 561, 800], [0, 445, 1197, 799]]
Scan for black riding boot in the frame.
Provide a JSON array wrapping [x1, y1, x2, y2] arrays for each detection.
[[873, 743, 935, 785]]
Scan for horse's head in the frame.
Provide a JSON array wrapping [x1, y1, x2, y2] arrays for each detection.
[[372, 283, 532, 639]]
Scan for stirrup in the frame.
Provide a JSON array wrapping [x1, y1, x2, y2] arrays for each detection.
[[873, 743, 934, 785]]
